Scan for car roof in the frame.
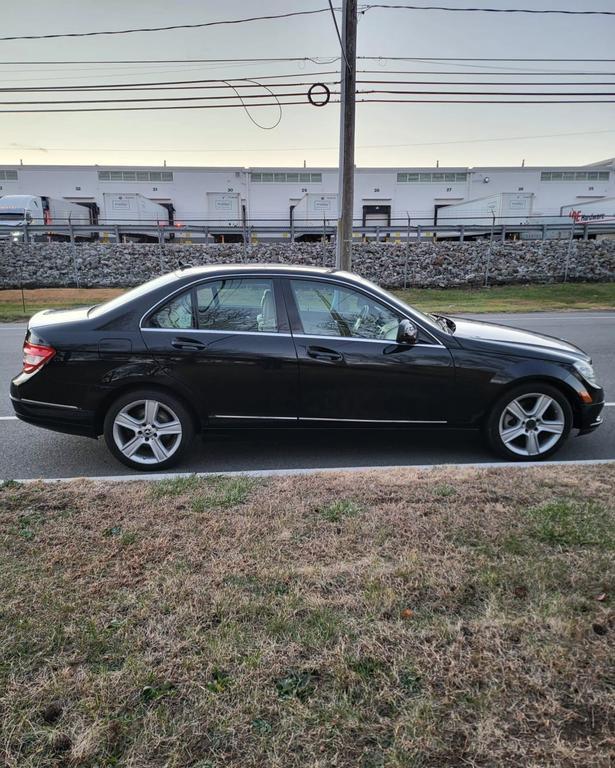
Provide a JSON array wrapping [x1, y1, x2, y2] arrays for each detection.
[[175, 263, 345, 279]]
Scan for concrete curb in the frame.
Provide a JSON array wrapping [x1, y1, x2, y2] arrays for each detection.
[[10, 458, 615, 484]]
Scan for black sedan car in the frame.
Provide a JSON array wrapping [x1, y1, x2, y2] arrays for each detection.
[[11, 265, 604, 470]]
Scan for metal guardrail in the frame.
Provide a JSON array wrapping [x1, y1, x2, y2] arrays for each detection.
[[1, 220, 615, 242]]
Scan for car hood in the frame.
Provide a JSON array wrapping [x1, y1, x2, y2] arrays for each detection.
[[451, 317, 589, 361]]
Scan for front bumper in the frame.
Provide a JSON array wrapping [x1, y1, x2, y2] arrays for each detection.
[[10, 386, 98, 438], [577, 399, 605, 436]]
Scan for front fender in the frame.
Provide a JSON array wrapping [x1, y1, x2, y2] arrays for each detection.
[[450, 349, 599, 426]]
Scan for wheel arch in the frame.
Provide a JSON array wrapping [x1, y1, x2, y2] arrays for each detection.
[[485, 374, 583, 429], [94, 382, 203, 436]]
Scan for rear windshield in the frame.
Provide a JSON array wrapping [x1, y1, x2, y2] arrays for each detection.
[[88, 273, 180, 318]]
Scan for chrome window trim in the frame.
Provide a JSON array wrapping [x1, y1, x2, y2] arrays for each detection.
[[140, 327, 442, 346], [211, 413, 447, 424], [139, 273, 284, 332], [138, 271, 446, 347], [288, 275, 445, 347], [299, 417, 447, 424], [141, 327, 292, 339], [212, 414, 297, 421], [292, 332, 443, 348]]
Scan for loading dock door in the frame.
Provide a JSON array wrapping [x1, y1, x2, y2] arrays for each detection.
[[362, 204, 391, 240]]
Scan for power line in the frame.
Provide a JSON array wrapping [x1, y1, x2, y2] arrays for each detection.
[[2, 79, 611, 97], [359, 57, 615, 62], [357, 80, 615, 86], [0, 100, 332, 114], [221, 79, 284, 130], [0, 57, 340, 66], [363, 4, 615, 16], [0, 8, 339, 42], [358, 89, 615, 96], [358, 97, 615, 103], [5, 85, 614, 106], [0, 72, 340, 93], [327, 1, 350, 70], [0, 80, 340, 95], [359, 69, 615, 76], [3, 56, 615, 65], [0, 91, 341, 106]]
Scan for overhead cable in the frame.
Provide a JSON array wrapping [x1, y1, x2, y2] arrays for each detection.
[[0, 8, 338, 42], [362, 4, 615, 16], [0, 72, 341, 93]]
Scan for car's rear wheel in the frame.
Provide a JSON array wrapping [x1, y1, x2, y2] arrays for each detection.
[[485, 383, 573, 461], [103, 390, 195, 470]]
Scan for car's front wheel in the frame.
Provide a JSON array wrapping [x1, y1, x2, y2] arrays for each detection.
[[103, 390, 195, 470], [485, 383, 573, 461]]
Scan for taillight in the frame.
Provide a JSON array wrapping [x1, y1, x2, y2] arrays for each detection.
[[23, 341, 56, 374]]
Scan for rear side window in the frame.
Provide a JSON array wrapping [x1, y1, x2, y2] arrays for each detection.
[[149, 291, 194, 329], [195, 278, 278, 333]]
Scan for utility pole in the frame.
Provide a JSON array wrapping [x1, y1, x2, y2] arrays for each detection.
[[335, 0, 357, 271]]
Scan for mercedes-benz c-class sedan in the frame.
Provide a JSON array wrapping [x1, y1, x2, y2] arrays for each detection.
[[11, 265, 604, 470]]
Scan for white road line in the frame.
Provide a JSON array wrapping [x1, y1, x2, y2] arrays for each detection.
[[10, 458, 615, 484]]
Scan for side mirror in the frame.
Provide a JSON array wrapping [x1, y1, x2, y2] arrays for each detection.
[[397, 318, 418, 346]]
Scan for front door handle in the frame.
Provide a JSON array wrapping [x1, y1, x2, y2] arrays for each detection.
[[171, 337, 207, 351], [307, 345, 344, 362]]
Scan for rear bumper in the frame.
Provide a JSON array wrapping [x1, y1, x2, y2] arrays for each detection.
[[10, 387, 98, 438], [577, 399, 605, 436]]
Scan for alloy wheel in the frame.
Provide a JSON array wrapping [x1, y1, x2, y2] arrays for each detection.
[[112, 399, 183, 465], [498, 393, 566, 457]]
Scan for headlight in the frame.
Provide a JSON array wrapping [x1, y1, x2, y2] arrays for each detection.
[[574, 360, 599, 388]]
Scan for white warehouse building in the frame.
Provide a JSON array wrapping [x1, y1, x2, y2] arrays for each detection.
[[0, 158, 613, 237]]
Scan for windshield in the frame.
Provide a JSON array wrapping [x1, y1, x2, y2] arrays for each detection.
[[88, 272, 181, 318]]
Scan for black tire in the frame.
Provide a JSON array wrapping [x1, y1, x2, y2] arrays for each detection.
[[485, 382, 573, 462], [103, 389, 195, 471]]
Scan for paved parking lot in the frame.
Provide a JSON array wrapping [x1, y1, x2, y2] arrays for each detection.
[[1, 311, 613, 480]]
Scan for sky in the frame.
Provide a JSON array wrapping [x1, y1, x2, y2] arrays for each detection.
[[0, 0, 614, 169]]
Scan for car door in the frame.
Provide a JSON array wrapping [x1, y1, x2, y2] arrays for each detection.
[[141, 275, 299, 424], [284, 277, 455, 424]]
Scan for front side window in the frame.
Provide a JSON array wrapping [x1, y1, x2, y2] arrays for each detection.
[[290, 280, 400, 340], [196, 278, 278, 333]]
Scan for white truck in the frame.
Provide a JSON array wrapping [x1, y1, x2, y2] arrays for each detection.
[[0, 194, 90, 241], [291, 193, 338, 239], [99, 193, 170, 241], [436, 192, 535, 238]]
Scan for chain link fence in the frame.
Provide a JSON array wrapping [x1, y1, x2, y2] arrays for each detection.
[[1, 238, 614, 291]]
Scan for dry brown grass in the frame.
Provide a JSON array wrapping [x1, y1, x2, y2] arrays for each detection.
[[2, 282, 615, 323], [0, 289, 123, 304], [1, 467, 614, 767]]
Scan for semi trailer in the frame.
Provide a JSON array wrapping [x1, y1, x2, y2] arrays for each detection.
[[435, 192, 535, 238], [291, 193, 338, 240], [99, 193, 171, 241], [0, 194, 90, 241]]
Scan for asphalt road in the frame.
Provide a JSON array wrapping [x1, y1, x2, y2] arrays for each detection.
[[1, 311, 613, 480]]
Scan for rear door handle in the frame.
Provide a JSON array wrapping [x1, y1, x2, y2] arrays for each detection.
[[307, 345, 344, 362], [171, 337, 207, 351]]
